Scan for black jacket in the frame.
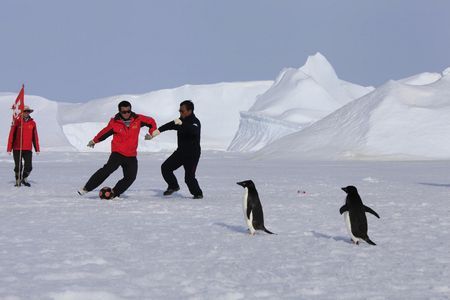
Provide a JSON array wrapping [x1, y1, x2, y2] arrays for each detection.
[[159, 114, 201, 156]]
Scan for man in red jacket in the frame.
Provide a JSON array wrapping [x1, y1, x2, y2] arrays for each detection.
[[7, 105, 40, 187], [78, 100, 157, 199]]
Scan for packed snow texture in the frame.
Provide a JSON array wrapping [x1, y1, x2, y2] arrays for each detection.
[[258, 70, 450, 160], [0, 81, 272, 152], [0, 152, 449, 299], [228, 53, 374, 151]]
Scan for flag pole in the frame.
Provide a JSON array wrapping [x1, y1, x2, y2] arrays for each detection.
[[18, 84, 24, 187]]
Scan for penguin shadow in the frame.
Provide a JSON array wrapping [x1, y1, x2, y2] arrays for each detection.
[[310, 231, 352, 244], [418, 182, 450, 188], [213, 222, 249, 234]]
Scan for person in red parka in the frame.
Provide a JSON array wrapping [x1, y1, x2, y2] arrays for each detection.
[[7, 105, 40, 187], [77, 100, 157, 199]]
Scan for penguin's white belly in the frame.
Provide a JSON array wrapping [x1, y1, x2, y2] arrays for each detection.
[[243, 188, 255, 234], [344, 211, 360, 243]]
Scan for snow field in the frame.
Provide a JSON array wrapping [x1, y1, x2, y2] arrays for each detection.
[[1, 152, 449, 299]]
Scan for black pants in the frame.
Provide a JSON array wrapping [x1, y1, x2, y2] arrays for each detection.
[[161, 150, 202, 196], [13, 150, 33, 180], [84, 152, 138, 197]]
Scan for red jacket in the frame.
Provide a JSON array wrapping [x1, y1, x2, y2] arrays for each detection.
[[93, 112, 157, 157], [7, 117, 40, 152]]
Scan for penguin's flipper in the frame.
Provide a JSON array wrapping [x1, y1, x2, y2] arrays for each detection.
[[364, 237, 377, 245], [246, 205, 252, 219], [339, 205, 349, 215], [364, 206, 380, 218]]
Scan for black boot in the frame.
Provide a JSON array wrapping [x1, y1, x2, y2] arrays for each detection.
[[163, 187, 180, 196], [21, 177, 31, 187]]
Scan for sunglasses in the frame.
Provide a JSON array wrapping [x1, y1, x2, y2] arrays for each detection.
[[23, 110, 32, 113], [120, 110, 131, 114]]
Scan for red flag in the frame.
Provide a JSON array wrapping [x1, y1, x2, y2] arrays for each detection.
[[12, 84, 25, 123]]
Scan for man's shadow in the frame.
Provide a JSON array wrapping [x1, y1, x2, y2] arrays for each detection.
[[147, 188, 190, 199]]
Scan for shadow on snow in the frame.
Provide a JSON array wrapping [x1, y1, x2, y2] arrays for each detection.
[[310, 231, 351, 244]]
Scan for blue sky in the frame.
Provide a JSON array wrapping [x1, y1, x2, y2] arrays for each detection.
[[1, 0, 449, 102]]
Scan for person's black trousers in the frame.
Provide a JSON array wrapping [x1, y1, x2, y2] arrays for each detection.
[[84, 152, 138, 196], [13, 150, 33, 180], [161, 150, 203, 196]]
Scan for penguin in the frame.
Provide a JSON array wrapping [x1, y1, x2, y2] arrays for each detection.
[[340, 186, 380, 245], [236, 180, 274, 235]]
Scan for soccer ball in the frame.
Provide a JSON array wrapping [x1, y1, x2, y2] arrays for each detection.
[[99, 187, 114, 200]]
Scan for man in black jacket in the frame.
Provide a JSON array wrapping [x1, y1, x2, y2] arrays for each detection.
[[147, 100, 203, 199]]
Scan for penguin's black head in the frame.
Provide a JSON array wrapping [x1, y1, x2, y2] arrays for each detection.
[[237, 180, 255, 189], [341, 185, 358, 194]]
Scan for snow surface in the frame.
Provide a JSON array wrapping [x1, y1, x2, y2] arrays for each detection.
[[258, 68, 450, 160], [228, 53, 374, 152], [399, 72, 442, 86], [0, 81, 272, 153], [1, 152, 450, 299]]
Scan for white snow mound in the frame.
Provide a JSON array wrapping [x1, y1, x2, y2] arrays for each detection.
[[257, 68, 450, 160], [0, 94, 76, 152], [0, 81, 272, 152], [228, 53, 374, 151], [399, 72, 442, 86]]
